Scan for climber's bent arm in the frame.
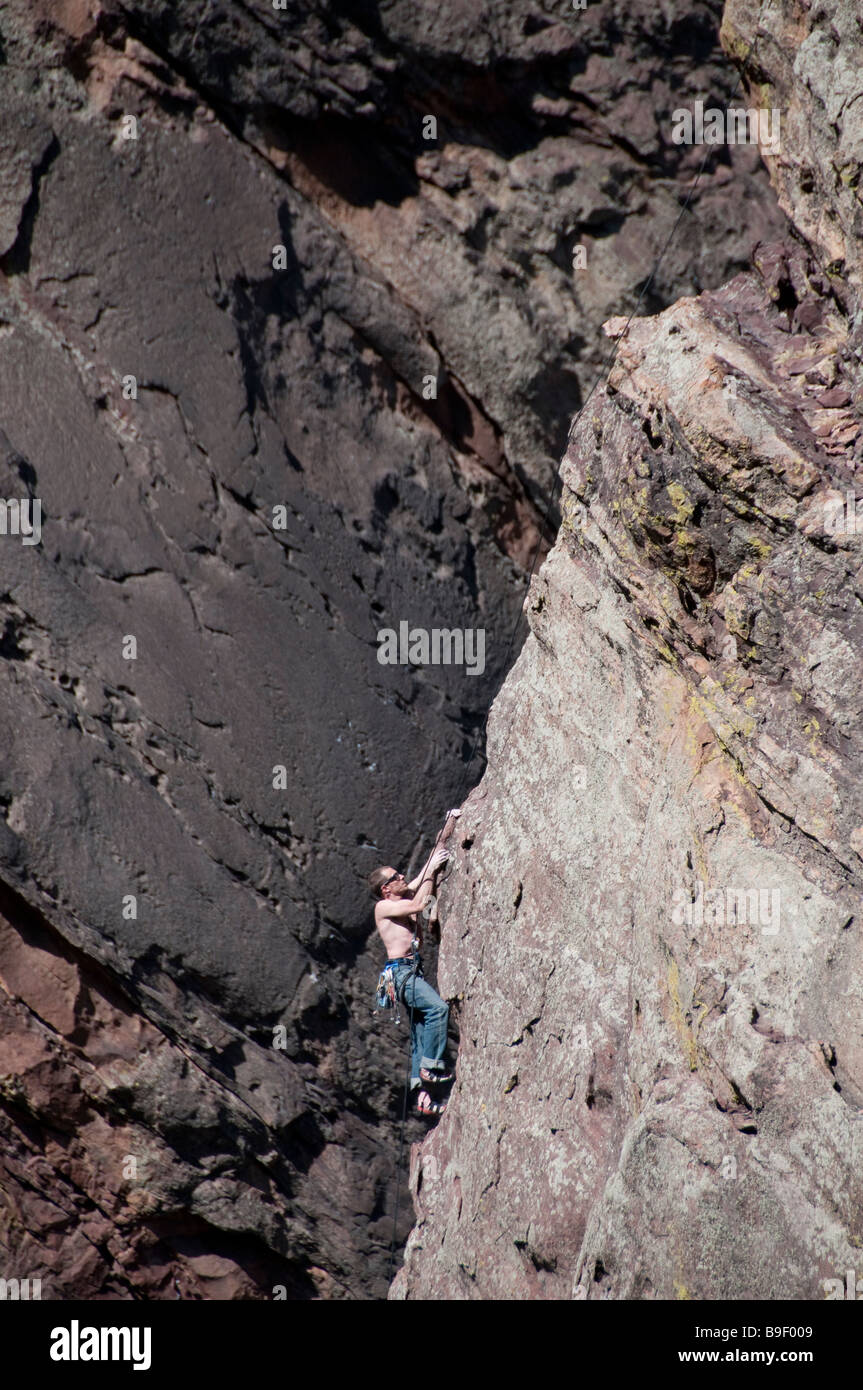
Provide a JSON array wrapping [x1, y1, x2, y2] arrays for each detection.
[[376, 875, 435, 920]]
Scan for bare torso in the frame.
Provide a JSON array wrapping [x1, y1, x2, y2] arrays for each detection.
[[375, 901, 422, 959]]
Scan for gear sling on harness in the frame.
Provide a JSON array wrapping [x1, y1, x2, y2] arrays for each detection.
[[375, 944, 420, 1025]]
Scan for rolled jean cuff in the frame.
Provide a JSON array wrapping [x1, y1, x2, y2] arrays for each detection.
[[421, 1058, 444, 1071]]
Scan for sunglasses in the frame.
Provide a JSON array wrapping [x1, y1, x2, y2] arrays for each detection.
[[381, 871, 404, 890]]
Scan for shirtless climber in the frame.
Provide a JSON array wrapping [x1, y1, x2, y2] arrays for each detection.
[[368, 809, 461, 1118]]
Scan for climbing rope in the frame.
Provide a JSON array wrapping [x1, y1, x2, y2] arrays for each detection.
[[386, 71, 745, 1281], [388, 974, 416, 1282]]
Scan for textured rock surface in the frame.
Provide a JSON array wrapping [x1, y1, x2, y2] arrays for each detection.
[[396, 0, 863, 1300], [722, 0, 863, 306], [0, 0, 788, 1297]]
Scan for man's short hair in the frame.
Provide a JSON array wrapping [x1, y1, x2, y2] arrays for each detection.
[[368, 866, 393, 899]]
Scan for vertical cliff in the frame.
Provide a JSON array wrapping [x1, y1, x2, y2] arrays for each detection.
[[396, 0, 863, 1299], [0, 0, 793, 1297]]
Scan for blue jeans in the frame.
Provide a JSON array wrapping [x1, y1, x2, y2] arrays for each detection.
[[389, 958, 449, 1088]]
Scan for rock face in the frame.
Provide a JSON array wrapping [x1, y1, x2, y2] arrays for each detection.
[[396, 0, 863, 1300], [722, 0, 863, 305], [0, 0, 789, 1298]]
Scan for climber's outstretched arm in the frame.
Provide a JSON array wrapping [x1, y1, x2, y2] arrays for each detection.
[[407, 809, 461, 890]]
